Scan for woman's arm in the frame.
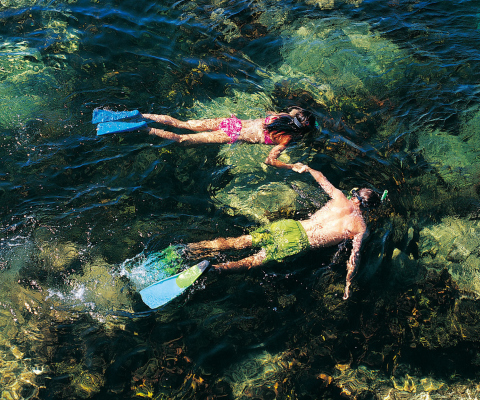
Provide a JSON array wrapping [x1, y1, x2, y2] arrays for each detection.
[[264, 145, 295, 169]]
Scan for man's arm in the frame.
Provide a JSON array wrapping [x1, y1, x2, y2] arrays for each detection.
[[343, 230, 366, 300], [293, 164, 343, 199]]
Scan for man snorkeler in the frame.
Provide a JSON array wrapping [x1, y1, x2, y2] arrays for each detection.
[[186, 164, 384, 299]]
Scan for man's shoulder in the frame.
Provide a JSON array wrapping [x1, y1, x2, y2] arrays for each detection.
[[352, 215, 367, 234]]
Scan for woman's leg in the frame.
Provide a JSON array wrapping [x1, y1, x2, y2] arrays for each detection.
[[142, 114, 224, 132], [148, 128, 231, 144]]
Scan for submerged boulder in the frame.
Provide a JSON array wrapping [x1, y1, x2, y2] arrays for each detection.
[[212, 142, 323, 224], [419, 216, 480, 297], [261, 15, 412, 109], [0, 30, 77, 132], [416, 108, 480, 190]]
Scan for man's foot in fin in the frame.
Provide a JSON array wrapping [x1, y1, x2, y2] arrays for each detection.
[[196, 260, 211, 274]]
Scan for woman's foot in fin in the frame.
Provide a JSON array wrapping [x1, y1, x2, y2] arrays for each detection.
[[97, 121, 148, 136], [92, 109, 141, 124]]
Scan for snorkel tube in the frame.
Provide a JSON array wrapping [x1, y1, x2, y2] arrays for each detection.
[[381, 190, 388, 203], [347, 188, 388, 209]]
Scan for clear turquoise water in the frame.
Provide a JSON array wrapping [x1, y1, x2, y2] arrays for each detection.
[[1, 0, 480, 398]]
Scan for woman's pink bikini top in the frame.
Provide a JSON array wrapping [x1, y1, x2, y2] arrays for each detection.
[[263, 116, 276, 145]]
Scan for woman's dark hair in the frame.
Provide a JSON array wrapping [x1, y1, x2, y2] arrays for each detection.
[[265, 106, 316, 139], [355, 188, 381, 210]]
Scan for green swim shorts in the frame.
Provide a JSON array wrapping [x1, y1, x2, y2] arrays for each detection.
[[250, 219, 310, 263]]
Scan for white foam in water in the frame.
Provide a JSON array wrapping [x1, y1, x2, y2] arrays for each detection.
[[46, 289, 65, 300], [46, 284, 87, 304], [119, 251, 171, 291]]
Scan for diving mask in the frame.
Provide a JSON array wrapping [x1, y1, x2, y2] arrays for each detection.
[[347, 187, 360, 201]]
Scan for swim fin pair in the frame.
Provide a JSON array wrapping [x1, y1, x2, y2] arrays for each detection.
[[92, 108, 148, 136]]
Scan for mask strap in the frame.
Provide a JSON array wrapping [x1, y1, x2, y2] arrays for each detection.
[[293, 117, 302, 128]]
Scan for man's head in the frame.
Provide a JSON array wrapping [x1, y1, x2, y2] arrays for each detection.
[[351, 188, 381, 210]]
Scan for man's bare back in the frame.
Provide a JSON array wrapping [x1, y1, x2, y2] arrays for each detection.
[[300, 197, 366, 249]]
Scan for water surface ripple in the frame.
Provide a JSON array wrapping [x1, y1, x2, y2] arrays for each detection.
[[1, 0, 480, 398]]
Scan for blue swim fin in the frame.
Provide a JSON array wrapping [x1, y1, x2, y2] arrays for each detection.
[[140, 260, 210, 309], [92, 109, 141, 124], [96, 121, 148, 136]]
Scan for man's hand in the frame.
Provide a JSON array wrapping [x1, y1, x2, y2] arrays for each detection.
[[292, 163, 309, 173], [343, 281, 351, 300]]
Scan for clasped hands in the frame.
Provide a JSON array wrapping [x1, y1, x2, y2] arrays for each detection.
[[292, 163, 310, 173]]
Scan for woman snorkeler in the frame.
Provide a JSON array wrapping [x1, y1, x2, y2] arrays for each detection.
[[94, 106, 317, 170]]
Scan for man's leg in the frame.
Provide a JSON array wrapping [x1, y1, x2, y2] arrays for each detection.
[[214, 249, 266, 271], [186, 235, 252, 256]]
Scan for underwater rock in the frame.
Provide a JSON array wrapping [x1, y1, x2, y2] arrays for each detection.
[[328, 363, 458, 399], [331, 364, 388, 397], [187, 88, 274, 120], [71, 371, 105, 399], [209, 8, 241, 43], [390, 248, 418, 285], [0, 242, 63, 400], [303, 0, 365, 10], [54, 361, 105, 399], [223, 350, 297, 399], [416, 126, 480, 190], [0, 0, 41, 9], [37, 241, 80, 271], [0, 38, 75, 131], [62, 256, 133, 313], [418, 216, 480, 297], [261, 16, 412, 110], [212, 142, 323, 223], [305, 0, 335, 9]]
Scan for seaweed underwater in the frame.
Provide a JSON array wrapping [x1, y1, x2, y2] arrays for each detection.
[[1, 0, 480, 399]]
